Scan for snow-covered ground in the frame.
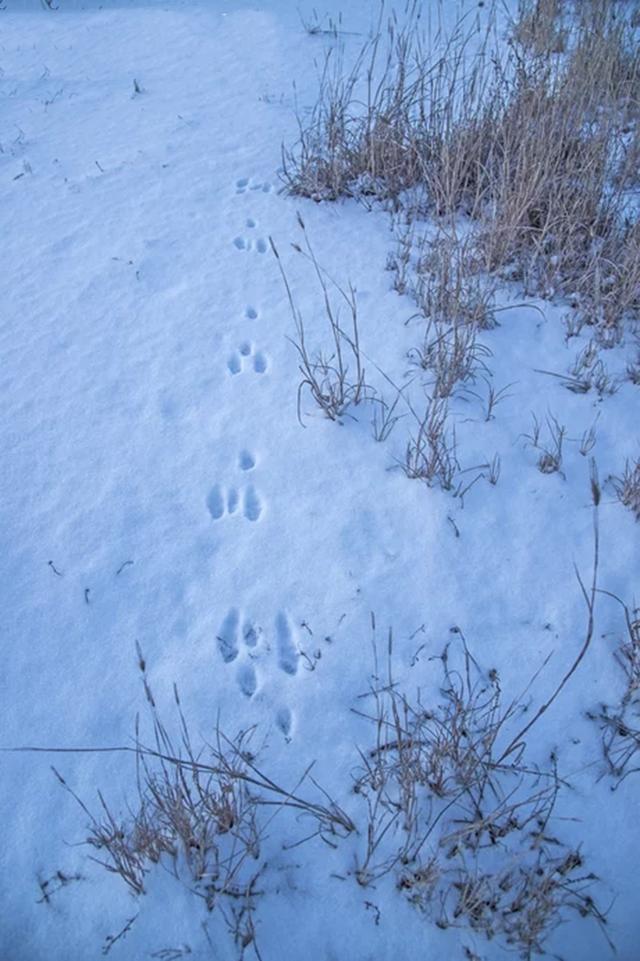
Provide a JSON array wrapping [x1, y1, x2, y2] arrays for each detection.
[[1, 2, 639, 959]]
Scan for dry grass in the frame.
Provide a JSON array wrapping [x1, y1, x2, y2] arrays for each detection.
[[22, 479, 609, 958], [350, 514, 609, 959], [47, 652, 354, 959], [272, 218, 477, 494], [401, 232, 497, 332], [612, 456, 640, 520], [409, 318, 492, 400], [283, 0, 640, 345], [522, 412, 567, 476], [588, 594, 640, 786], [402, 395, 458, 490], [371, 390, 403, 442], [279, 3, 639, 512], [627, 348, 640, 384], [271, 215, 368, 425], [512, 0, 566, 57]]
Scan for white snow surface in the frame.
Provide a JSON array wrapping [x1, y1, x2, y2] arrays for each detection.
[[0, 2, 639, 959]]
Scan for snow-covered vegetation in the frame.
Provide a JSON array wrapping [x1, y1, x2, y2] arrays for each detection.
[[1, 1, 639, 959]]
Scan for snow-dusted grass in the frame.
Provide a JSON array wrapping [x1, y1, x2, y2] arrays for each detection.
[[283, 0, 640, 343]]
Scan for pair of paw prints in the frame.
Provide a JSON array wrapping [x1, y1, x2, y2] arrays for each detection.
[[235, 177, 272, 195], [228, 341, 267, 375], [207, 450, 263, 523], [233, 235, 268, 254]]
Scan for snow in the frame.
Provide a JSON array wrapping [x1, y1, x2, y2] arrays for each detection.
[[0, 1, 639, 960]]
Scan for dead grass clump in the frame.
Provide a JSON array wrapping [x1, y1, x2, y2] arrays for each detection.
[[402, 395, 458, 490], [570, 220, 640, 347], [612, 457, 640, 520], [272, 215, 368, 425], [472, 5, 639, 336], [571, 2, 640, 121], [478, 93, 611, 290], [52, 712, 264, 952], [409, 317, 492, 400], [352, 488, 604, 955], [281, 6, 497, 206], [626, 348, 640, 384], [49, 653, 354, 958], [512, 0, 567, 57], [351, 541, 610, 958], [588, 595, 640, 786], [403, 232, 497, 332], [522, 412, 567, 476], [435, 847, 602, 955], [538, 341, 622, 396], [284, 2, 640, 343]]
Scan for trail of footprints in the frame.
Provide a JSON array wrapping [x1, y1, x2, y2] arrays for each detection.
[[216, 607, 297, 736], [232, 176, 271, 252], [229, 183, 270, 373], [210, 175, 295, 737]]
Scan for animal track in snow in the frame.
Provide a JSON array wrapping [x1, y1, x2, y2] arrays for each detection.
[[215, 609, 299, 738], [245, 306, 258, 320], [207, 483, 263, 522], [216, 610, 260, 697], [253, 351, 267, 373], [237, 661, 257, 698], [243, 485, 262, 521], [235, 177, 273, 194], [276, 706, 293, 738], [227, 352, 242, 375], [275, 611, 299, 676], [207, 447, 263, 523], [243, 619, 260, 647], [227, 341, 269, 376], [238, 450, 256, 471], [226, 486, 239, 514], [217, 607, 240, 663], [207, 485, 225, 520], [232, 235, 268, 254]]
